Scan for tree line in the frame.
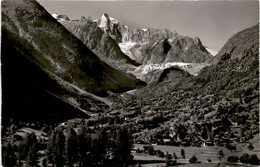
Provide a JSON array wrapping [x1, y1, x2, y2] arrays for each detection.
[[2, 124, 134, 167], [2, 132, 39, 167], [47, 125, 133, 167]]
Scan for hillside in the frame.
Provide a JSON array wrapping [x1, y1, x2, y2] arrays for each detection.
[[97, 24, 259, 146], [1, 0, 146, 121], [2, 28, 92, 123], [210, 24, 259, 64], [200, 24, 259, 95]]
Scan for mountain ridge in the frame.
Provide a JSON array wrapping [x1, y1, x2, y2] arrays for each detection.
[[54, 14, 139, 70], [1, 0, 146, 121], [209, 24, 259, 64], [94, 13, 213, 64], [55, 13, 213, 66]]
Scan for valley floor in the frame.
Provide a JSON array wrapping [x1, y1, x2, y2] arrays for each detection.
[[133, 134, 260, 167]]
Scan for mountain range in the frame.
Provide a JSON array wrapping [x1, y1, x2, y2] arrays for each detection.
[[57, 13, 213, 66], [53, 13, 215, 83], [1, 0, 259, 138], [110, 23, 259, 144]]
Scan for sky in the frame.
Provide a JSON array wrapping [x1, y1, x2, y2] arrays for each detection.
[[37, 0, 259, 51]]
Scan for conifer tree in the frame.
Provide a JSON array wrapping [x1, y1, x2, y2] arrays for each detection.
[[98, 127, 108, 165], [47, 129, 56, 165], [26, 143, 38, 166], [111, 127, 133, 166], [181, 149, 185, 159], [2, 143, 17, 167], [65, 127, 78, 167], [55, 130, 65, 167], [17, 132, 38, 163], [78, 125, 91, 166]]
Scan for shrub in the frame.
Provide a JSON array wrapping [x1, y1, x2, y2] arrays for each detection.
[[247, 143, 254, 150], [240, 153, 249, 163], [172, 152, 178, 159], [189, 155, 198, 163], [248, 154, 259, 165], [226, 144, 236, 152], [227, 156, 238, 163], [240, 153, 259, 165], [218, 150, 225, 161], [147, 144, 155, 155], [156, 150, 165, 158]]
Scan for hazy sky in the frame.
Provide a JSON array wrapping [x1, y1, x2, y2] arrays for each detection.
[[38, 0, 259, 51]]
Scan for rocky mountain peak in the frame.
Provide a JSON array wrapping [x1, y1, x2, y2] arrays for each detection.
[[194, 37, 201, 44], [99, 13, 110, 27], [99, 13, 119, 28], [90, 13, 213, 64]]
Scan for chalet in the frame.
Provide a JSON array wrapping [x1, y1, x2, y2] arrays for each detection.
[[163, 139, 171, 145], [203, 140, 215, 147]]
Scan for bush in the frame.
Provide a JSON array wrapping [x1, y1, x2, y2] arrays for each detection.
[[248, 154, 259, 165], [189, 155, 198, 163], [147, 144, 155, 155], [247, 143, 254, 150], [172, 152, 178, 159], [225, 144, 236, 152], [240, 153, 249, 163], [240, 153, 259, 164], [227, 156, 238, 163], [156, 150, 165, 158]]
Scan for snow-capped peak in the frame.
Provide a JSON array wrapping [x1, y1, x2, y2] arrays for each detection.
[[109, 16, 119, 23], [206, 47, 218, 56], [51, 13, 70, 22], [52, 13, 58, 19], [99, 13, 119, 28]]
